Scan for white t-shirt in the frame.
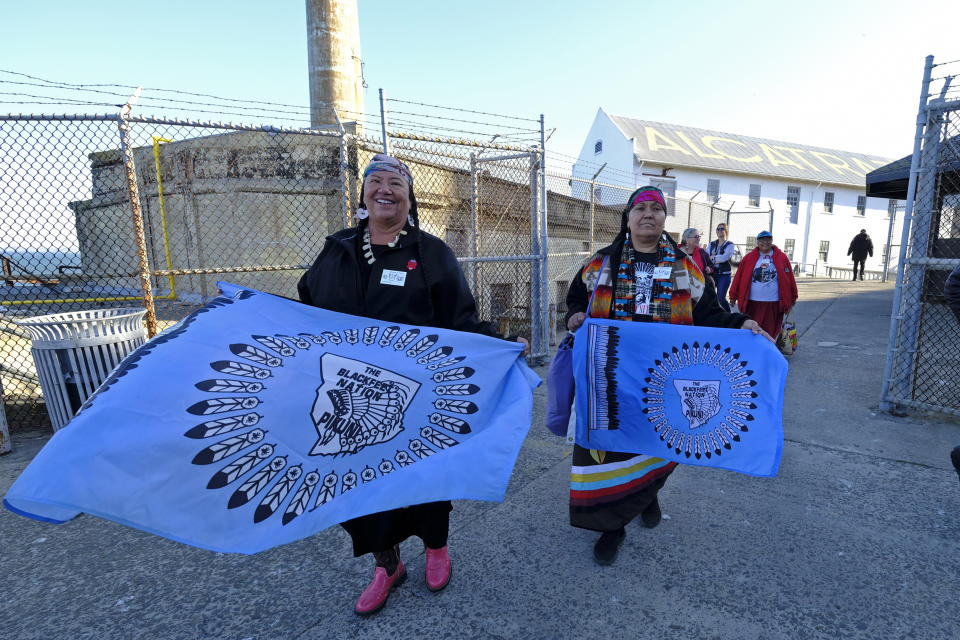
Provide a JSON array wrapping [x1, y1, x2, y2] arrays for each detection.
[[749, 252, 780, 301], [633, 261, 656, 314]]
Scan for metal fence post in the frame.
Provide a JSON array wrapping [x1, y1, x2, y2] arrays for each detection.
[[468, 153, 479, 292], [0, 376, 10, 454], [529, 151, 544, 362], [881, 55, 935, 411], [116, 88, 158, 337], [589, 180, 596, 253], [378, 88, 390, 155], [538, 116, 549, 361], [882, 205, 896, 283]]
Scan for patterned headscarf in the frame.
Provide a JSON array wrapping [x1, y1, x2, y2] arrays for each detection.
[[627, 186, 666, 210], [362, 154, 413, 186], [619, 186, 667, 235]]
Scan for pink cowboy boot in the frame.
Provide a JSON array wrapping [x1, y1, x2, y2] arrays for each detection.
[[355, 551, 406, 616], [425, 546, 452, 592]]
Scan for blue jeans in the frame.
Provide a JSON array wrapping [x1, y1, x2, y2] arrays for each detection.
[[714, 273, 731, 311]]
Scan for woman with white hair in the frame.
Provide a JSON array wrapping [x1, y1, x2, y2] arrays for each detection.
[[680, 227, 715, 279]]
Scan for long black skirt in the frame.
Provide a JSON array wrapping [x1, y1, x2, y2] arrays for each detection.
[[341, 501, 453, 556]]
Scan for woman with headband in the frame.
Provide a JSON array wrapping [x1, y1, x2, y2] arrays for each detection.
[[298, 153, 527, 615], [563, 186, 769, 566]]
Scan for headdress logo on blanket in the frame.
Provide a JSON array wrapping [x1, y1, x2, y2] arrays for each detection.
[[4, 283, 539, 554], [574, 318, 785, 477]]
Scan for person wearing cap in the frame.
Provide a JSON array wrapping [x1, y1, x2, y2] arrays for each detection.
[[298, 154, 528, 616], [564, 186, 770, 566], [707, 222, 736, 311], [728, 231, 798, 340], [847, 229, 874, 281]]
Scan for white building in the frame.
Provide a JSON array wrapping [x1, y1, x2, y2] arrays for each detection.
[[572, 109, 904, 276]]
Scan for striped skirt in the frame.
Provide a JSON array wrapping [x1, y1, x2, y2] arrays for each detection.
[[569, 444, 677, 532]]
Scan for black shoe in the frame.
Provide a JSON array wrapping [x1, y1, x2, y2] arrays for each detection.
[[951, 446, 960, 484], [640, 497, 662, 528], [593, 528, 626, 566]]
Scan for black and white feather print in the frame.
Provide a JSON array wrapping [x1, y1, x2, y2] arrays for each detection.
[[186, 319, 489, 528]]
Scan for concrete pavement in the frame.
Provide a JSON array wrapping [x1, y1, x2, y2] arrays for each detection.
[[1, 279, 958, 639]]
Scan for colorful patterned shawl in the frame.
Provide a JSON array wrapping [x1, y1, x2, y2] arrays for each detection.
[[581, 233, 705, 325]]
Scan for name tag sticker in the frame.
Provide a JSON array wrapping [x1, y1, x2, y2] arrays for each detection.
[[654, 266, 672, 280], [380, 269, 407, 287]]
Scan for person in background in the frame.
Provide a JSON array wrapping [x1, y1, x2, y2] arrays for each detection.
[[728, 230, 798, 340], [298, 154, 527, 616], [679, 228, 715, 280], [945, 264, 960, 484], [847, 229, 874, 281], [708, 222, 735, 311], [564, 186, 769, 566]]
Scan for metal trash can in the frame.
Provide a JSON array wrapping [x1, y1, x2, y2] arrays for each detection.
[[15, 308, 148, 431]]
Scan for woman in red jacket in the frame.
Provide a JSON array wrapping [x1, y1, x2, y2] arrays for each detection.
[[729, 230, 798, 339]]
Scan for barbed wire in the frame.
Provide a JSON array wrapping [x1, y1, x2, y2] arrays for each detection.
[[386, 96, 539, 123], [0, 70, 544, 146]]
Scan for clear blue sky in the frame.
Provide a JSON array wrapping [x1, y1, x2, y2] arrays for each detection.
[[1, 0, 958, 165]]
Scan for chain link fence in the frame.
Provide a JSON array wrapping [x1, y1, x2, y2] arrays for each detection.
[[0, 113, 547, 430], [10, 106, 879, 430], [882, 58, 960, 416]]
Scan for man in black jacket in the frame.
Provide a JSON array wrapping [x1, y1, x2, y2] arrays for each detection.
[[847, 229, 874, 281], [946, 264, 960, 484]]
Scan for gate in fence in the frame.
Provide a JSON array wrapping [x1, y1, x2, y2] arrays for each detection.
[[881, 56, 960, 416]]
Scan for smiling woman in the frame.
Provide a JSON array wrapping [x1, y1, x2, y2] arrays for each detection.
[[561, 185, 769, 567], [296, 153, 527, 616]]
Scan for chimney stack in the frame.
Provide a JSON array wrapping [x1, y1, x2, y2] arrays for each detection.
[[305, 0, 364, 130]]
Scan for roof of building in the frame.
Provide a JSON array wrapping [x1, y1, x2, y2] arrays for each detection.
[[865, 136, 960, 199], [605, 112, 892, 187], [864, 152, 912, 199]]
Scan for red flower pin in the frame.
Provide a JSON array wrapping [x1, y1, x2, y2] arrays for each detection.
[[407, 259, 418, 271]]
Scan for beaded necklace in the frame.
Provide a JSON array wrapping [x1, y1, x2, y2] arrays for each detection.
[[362, 226, 407, 264]]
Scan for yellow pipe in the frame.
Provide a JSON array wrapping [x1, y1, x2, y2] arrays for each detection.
[[3, 294, 175, 305], [152, 136, 177, 298]]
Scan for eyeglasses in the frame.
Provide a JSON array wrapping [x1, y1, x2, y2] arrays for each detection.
[[716, 227, 726, 232]]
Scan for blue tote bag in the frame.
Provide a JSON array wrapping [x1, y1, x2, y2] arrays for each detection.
[[545, 256, 607, 436]]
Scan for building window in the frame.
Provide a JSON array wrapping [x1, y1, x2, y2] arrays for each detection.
[[707, 179, 720, 204], [857, 195, 866, 216], [783, 238, 795, 260], [650, 180, 676, 217], [746, 235, 757, 250], [888, 199, 898, 218], [490, 283, 513, 318], [748, 184, 761, 207], [787, 186, 800, 224], [445, 228, 466, 255], [819, 240, 830, 262], [824, 191, 835, 213], [594, 140, 602, 155]]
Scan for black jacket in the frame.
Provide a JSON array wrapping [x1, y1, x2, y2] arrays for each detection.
[[847, 232, 874, 260], [946, 264, 960, 323], [564, 236, 749, 329], [297, 226, 501, 337]]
